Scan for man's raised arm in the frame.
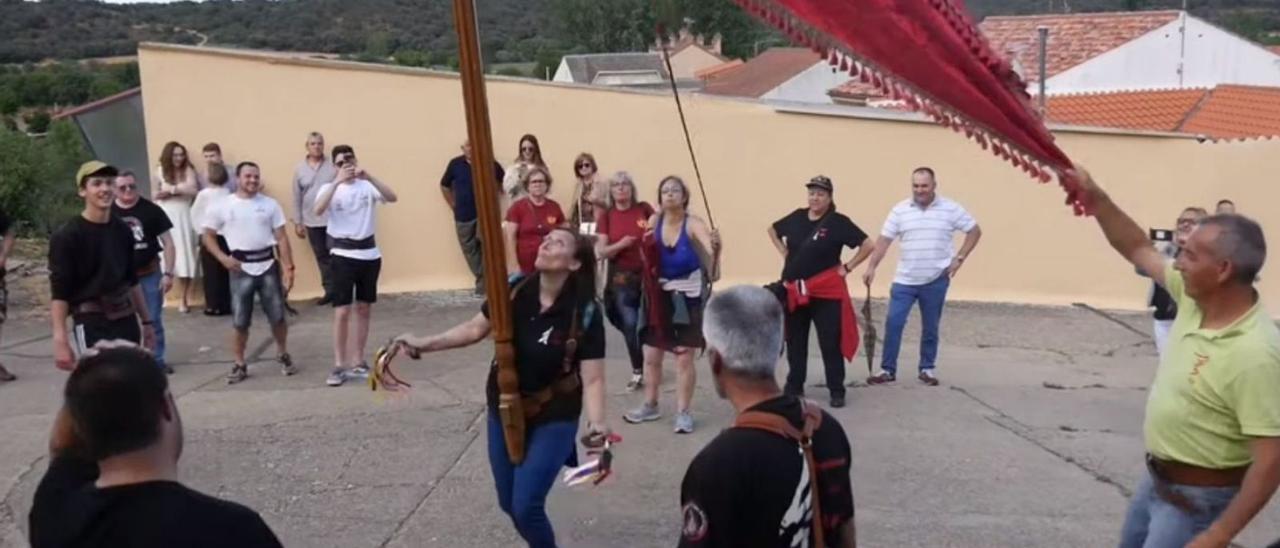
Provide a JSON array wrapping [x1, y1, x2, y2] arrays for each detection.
[[1071, 168, 1169, 287]]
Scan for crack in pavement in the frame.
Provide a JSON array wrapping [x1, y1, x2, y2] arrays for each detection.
[[974, 343, 1077, 365], [1071, 303, 1151, 341], [949, 385, 1132, 499], [377, 408, 486, 548]]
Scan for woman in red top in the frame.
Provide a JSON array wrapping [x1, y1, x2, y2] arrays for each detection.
[[504, 165, 566, 275], [595, 171, 654, 391]]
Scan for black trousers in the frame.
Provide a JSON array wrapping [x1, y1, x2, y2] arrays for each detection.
[[306, 225, 333, 298], [784, 297, 846, 398], [200, 235, 232, 313], [73, 314, 141, 354]]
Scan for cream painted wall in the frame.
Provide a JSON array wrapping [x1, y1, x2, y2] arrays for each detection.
[[138, 44, 1280, 315], [666, 46, 726, 81]]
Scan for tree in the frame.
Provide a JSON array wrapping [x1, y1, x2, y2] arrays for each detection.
[[551, 0, 656, 53], [23, 109, 50, 134], [0, 120, 88, 235]]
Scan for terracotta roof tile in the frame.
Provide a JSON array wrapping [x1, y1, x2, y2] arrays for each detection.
[[979, 11, 1181, 82], [1045, 88, 1207, 131], [702, 48, 821, 98], [828, 80, 887, 100], [1181, 85, 1280, 139], [695, 59, 744, 80]]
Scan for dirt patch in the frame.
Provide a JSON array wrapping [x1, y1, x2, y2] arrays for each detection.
[[6, 238, 50, 320]]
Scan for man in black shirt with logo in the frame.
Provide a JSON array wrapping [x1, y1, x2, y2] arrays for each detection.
[[111, 170, 176, 373], [680, 285, 856, 547], [28, 344, 282, 548], [49, 161, 155, 371], [767, 176, 871, 408]]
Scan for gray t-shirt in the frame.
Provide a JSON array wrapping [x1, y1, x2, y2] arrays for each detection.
[[293, 158, 338, 227]]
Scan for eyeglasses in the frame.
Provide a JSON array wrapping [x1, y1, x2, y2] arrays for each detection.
[[1176, 218, 1199, 226], [117, 184, 137, 191], [528, 178, 549, 185], [337, 157, 356, 167], [576, 163, 593, 170]]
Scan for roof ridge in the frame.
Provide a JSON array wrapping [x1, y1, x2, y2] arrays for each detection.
[[1174, 87, 1216, 132], [1048, 87, 1210, 98], [983, 9, 1182, 21]]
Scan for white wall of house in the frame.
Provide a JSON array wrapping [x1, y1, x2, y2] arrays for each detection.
[[552, 60, 575, 83], [761, 61, 850, 104], [1044, 15, 1280, 94]]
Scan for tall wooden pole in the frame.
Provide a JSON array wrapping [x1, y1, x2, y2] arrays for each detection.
[[452, 0, 524, 463]]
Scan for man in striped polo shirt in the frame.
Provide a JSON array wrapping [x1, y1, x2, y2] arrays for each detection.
[[862, 167, 982, 386]]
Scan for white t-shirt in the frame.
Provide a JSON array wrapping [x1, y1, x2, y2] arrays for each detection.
[[880, 195, 977, 286], [321, 179, 385, 261], [190, 186, 231, 236], [203, 193, 286, 276]]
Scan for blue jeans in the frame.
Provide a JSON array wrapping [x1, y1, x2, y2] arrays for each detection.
[[1119, 470, 1238, 548], [138, 270, 166, 367], [604, 273, 643, 373], [486, 413, 578, 548], [880, 275, 950, 375]]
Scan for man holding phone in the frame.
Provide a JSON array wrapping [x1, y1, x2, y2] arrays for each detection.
[[312, 145, 398, 387], [1145, 207, 1207, 355]]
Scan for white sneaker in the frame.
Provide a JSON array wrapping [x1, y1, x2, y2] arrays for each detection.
[[625, 372, 643, 392]]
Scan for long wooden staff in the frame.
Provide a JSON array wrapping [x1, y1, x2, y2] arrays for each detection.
[[452, 0, 525, 464]]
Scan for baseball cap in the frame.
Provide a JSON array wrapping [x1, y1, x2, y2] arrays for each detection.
[[75, 160, 119, 188], [805, 175, 833, 193]]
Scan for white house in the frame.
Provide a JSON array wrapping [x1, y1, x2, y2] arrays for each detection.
[[702, 47, 850, 104], [981, 10, 1280, 95], [552, 53, 667, 87]]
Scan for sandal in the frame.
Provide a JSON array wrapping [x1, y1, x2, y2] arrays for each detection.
[[226, 363, 248, 385]]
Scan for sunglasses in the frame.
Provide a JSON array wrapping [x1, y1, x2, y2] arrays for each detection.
[[117, 184, 137, 191], [336, 157, 356, 167], [576, 163, 593, 169], [521, 146, 536, 152]]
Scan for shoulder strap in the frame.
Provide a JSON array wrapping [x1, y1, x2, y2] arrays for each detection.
[[733, 399, 826, 548], [802, 210, 834, 245]]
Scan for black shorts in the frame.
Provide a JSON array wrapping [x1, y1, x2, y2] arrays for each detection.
[[330, 255, 381, 306], [72, 314, 141, 355]]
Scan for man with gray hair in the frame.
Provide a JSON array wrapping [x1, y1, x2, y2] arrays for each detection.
[[1071, 169, 1280, 548], [678, 285, 855, 547]]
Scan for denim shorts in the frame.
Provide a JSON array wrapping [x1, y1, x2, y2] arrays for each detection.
[[229, 262, 286, 331]]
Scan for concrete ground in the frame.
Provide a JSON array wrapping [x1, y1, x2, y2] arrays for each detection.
[[2, 292, 1279, 548]]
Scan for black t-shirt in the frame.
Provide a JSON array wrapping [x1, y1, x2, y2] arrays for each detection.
[[1150, 284, 1177, 320], [29, 456, 282, 548], [772, 209, 868, 281], [482, 276, 606, 425], [48, 216, 138, 307], [679, 396, 855, 548], [112, 199, 173, 271], [440, 155, 505, 223]]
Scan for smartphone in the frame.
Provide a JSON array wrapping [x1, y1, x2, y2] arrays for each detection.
[[1149, 228, 1173, 242]]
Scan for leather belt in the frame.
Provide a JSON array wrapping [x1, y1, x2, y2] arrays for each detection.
[[231, 247, 274, 262], [330, 235, 376, 250], [1147, 454, 1248, 488], [521, 374, 581, 419], [136, 258, 160, 277]]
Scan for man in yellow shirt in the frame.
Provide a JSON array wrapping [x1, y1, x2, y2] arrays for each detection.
[[1073, 168, 1280, 548]]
